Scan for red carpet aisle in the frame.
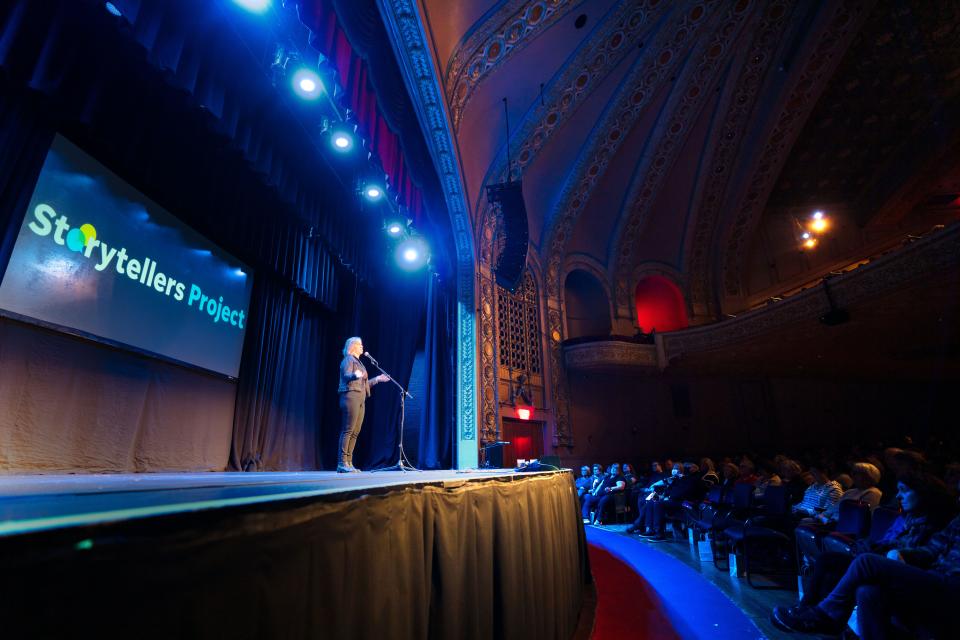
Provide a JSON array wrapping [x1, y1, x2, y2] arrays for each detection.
[[588, 544, 680, 640]]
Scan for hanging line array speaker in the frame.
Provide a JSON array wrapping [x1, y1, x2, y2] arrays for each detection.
[[486, 180, 529, 292]]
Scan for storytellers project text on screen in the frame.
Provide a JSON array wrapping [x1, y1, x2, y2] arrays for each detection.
[[0, 135, 253, 377]]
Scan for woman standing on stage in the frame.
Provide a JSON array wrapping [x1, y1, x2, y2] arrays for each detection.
[[337, 336, 389, 473]]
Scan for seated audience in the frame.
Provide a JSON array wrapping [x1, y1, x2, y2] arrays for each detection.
[[793, 463, 843, 518], [772, 498, 960, 638], [736, 458, 758, 486], [753, 459, 783, 499], [575, 465, 593, 503], [780, 458, 811, 505], [814, 462, 883, 525], [793, 472, 955, 610], [834, 473, 854, 491], [699, 457, 720, 489], [719, 462, 740, 503], [581, 463, 625, 525], [592, 463, 628, 525], [637, 463, 704, 541], [621, 463, 638, 493]]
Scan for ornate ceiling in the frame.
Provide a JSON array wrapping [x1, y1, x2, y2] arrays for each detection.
[[411, 0, 960, 322]]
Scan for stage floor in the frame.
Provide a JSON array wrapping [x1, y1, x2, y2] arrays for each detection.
[[0, 468, 536, 537]]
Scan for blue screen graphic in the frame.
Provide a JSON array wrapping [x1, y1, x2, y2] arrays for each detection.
[[0, 135, 253, 377]]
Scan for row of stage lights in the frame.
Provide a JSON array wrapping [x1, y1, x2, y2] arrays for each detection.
[[798, 210, 830, 250], [230, 0, 430, 271]]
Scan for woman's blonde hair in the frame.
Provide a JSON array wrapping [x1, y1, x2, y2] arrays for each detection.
[[343, 336, 362, 357]]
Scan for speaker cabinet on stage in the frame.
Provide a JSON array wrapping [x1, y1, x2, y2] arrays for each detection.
[[486, 181, 529, 292]]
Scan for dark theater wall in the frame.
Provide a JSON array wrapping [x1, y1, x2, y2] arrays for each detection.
[[562, 369, 953, 470]]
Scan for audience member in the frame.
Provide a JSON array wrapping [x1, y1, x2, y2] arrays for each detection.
[[592, 463, 627, 525], [699, 458, 719, 488], [773, 501, 960, 637], [779, 458, 810, 505], [575, 465, 592, 503], [792, 472, 955, 610], [736, 458, 758, 486], [814, 462, 882, 525], [753, 459, 783, 499], [639, 463, 704, 541], [793, 463, 843, 518], [719, 462, 740, 503]]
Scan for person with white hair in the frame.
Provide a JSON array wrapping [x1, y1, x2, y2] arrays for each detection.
[[814, 462, 883, 524], [337, 336, 389, 473]]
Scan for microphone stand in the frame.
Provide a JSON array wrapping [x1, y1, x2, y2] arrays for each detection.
[[364, 355, 419, 473]]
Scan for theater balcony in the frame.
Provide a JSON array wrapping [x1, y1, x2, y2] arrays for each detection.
[[565, 221, 960, 376], [563, 336, 660, 373]]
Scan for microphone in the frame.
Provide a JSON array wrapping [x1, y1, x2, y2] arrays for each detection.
[[362, 351, 378, 365]]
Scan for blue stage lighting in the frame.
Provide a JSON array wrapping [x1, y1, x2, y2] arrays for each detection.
[[331, 131, 354, 152], [364, 185, 383, 201], [291, 68, 322, 101], [384, 219, 405, 238], [395, 236, 429, 271], [104, 2, 122, 16], [233, 0, 271, 13]]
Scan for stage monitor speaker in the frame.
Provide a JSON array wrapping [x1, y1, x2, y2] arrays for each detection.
[[487, 180, 529, 292]]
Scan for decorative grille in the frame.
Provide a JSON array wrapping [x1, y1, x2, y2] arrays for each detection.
[[496, 271, 542, 374]]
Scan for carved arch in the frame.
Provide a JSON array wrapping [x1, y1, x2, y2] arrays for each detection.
[[474, 0, 669, 217], [445, 0, 578, 132], [610, 0, 757, 312], [629, 262, 690, 328], [561, 253, 614, 337]]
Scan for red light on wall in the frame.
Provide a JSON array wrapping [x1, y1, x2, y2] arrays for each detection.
[[515, 406, 533, 421]]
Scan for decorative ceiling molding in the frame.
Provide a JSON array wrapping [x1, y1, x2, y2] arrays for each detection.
[[445, 0, 577, 133], [682, 0, 796, 318], [480, 0, 672, 190], [718, 0, 876, 300], [541, 0, 723, 302], [663, 221, 960, 360], [610, 0, 756, 312], [378, 0, 478, 462]]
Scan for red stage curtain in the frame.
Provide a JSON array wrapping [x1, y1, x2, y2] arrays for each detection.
[[299, 0, 424, 225]]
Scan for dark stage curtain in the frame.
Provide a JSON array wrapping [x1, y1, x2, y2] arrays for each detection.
[[351, 275, 427, 470], [3, 473, 590, 640], [418, 275, 456, 469], [0, 90, 52, 281], [230, 276, 329, 471]]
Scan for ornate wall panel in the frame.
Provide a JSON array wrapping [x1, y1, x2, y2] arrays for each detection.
[[564, 341, 659, 371], [718, 0, 875, 300], [611, 0, 756, 313], [445, 0, 576, 132], [683, 0, 796, 319]]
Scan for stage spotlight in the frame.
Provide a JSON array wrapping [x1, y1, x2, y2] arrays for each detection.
[[802, 237, 818, 250], [291, 68, 322, 100], [395, 236, 429, 270], [328, 123, 355, 152], [104, 2, 122, 16], [233, 0, 271, 13], [364, 184, 383, 201], [384, 219, 405, 238]]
